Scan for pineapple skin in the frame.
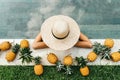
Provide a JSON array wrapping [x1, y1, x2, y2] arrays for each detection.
[[0, 41, 11, 51], [87, 52, 97, 62], [111, 52, 120, 62], [20, 39, 29, 48], [6, 51, 16, 62], [63, 55, 73, 66], [34, 64, 43, 75], [47, 53, 58, 64], [80, 66, 89, 76], [104, 39, 114, 48]]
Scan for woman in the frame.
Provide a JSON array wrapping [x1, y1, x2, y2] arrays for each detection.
[[32, 32, 92, 49], [32, 15, 92, 50]]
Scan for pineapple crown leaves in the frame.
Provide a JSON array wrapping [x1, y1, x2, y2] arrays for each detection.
[[99, 45, 111, 60], [19, 48, 33, 64], [64, 66, 73, 75], [93, 42, 111, 60], [93, 42, 104, 55], [56, 61, 73, 75], [75, 56, 88, 68], [56, 61, 64, 72], [12, 44, 20, 54], [118, 49, 120, 53], [100, 48, 111, 60], [33, 56, 41, 65]]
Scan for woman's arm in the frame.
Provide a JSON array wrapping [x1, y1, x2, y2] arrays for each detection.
[[32, 33, 48, 49], [75, 33, 92, 48]]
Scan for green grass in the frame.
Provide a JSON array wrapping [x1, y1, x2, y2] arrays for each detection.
[[0, 66, 119, 80]]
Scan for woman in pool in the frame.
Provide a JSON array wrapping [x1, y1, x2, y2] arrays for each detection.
[[32, 15, 92, 50]]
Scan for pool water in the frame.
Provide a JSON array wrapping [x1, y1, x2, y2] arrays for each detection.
[[0, 0, 120, 39]]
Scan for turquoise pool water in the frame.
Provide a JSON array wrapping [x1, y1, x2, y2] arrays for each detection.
[[0, 0, 120, 39]]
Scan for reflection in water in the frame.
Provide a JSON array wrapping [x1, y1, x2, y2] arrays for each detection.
[[0, 0, 120, 38], [26, 0, 120, 38]]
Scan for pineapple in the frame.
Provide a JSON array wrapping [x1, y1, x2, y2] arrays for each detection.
[[91, 42, 111, 60], [33, 56, 43, 76], [87, 51, 97, 62], [63, 55, 73, 66], [20, 39, 29, 48], [88, 42, 112, 61], [56, 60, 72, 75], [6, 44, 20, 62], [104, 38, 114, 48], [63, 55, 73, 75], [80, 66, 89, 76], [0, 41, 11, 51], [110, 50, 120, 62], [75, 56, 89, 76], [54, 55, 73, 75], [19, 48, 33, 63], [47, 53, 58, 64], [87, 42, 101, 62]]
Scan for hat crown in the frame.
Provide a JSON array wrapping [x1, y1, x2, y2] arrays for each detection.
[[41, 15, 80, 50], [52, 20, 69, 39]]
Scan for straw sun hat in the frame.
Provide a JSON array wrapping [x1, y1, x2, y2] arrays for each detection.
[[41, 15, 80, 50]]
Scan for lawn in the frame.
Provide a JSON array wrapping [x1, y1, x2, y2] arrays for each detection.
[[0, 66, 119, 80]]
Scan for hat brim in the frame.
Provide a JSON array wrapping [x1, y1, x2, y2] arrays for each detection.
[[41, 15, 80, 50]]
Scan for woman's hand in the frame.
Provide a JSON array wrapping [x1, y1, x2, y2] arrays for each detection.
[[75, 33, 92, 48], [32, 33, 48, 49]]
